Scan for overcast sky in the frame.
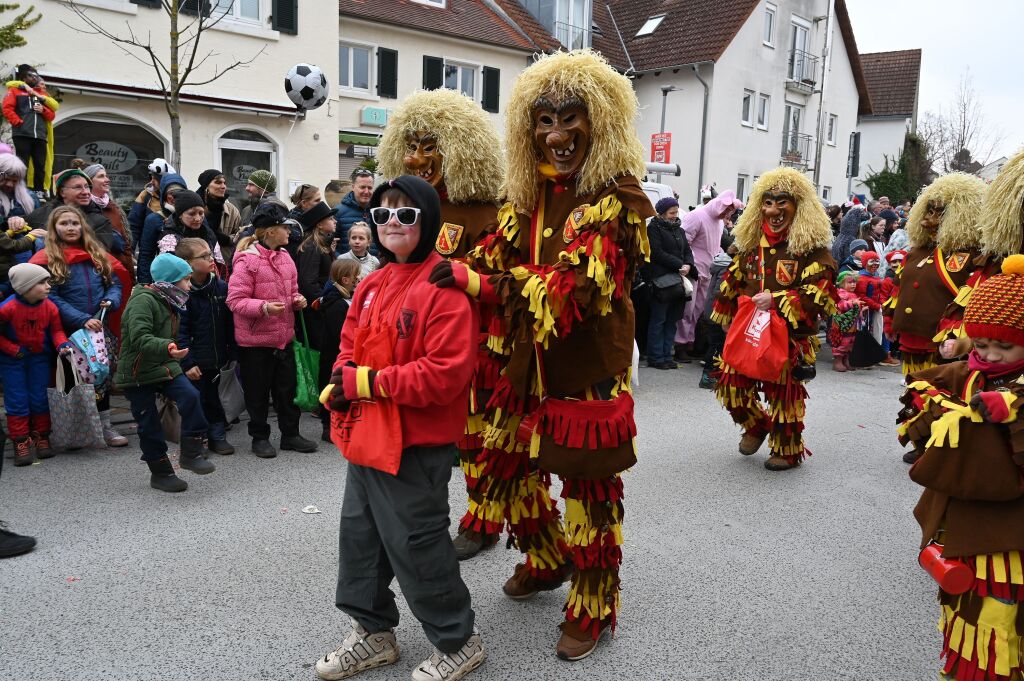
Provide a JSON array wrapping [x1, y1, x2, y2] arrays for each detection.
[[846, 0, 1023, 163]]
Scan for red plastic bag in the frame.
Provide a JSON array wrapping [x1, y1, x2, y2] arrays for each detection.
[[721, 296, 789, 382]]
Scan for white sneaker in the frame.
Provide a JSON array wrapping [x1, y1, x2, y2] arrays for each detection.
[[410, 632, 485, 681], [315, 623, 399, 680]]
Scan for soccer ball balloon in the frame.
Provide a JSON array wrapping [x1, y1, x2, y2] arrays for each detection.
[[284, 63, 329, 110]]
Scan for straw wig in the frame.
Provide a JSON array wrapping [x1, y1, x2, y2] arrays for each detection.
[[377, 89, 503, 204], [731, 167, 832, 256], [979, 148, 1024, 257], [503, 50, 646, 213], [906, 172, 985, 251]]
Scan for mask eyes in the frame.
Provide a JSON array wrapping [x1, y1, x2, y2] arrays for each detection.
[[563, 113, 576, 123], [539, 113, 554, 126]]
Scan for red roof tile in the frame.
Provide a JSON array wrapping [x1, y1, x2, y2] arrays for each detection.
[[339, 0, 537, 52], [860, 49, 921, 118], [490, 0, 562, 52]]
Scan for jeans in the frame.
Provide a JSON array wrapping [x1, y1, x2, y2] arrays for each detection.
[[124, 374, 209, 462], [189, 367, 227, 441], [647, 297, 679, 364], [237, 345, 300, 440], [335, 445, 475, 653]]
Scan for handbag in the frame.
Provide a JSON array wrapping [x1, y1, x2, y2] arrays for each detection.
[[721, 296, 790, 382], [47, 355, 105, 450], [292, 313, 321, 412], [68, 324, 108, 386], [849, 326, 887, 368], [652, 272, 687, 302], [216, 361, 246, 422], [156, 394, 181, 444]]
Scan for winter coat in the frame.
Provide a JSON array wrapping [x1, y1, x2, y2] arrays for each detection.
[[202, 194, 242, 243], [48, 260, 123, 334], [226, 242, 300, 349], [645, 216, 698, 281], [832, 206, 867, 264], [297, 241, 334, 303], [838, 256, 862, 275], [886, 228, 909, 255], [115, 285, 182, 388], [177, 273, 234, 371], [234, 218, 303, 263], [97, 199, 135, 283], [704, 251, 734, 318], [855, 270, 883, 310], [0, 294, 68, 356], [156, 214, 222, 262], [0, 231, 38, 284], [127, 188, 162, 248], [317, 283, 350, 380], [27, 199, 124, 255], [2, 84, 55, 140], [333, 191, 371, 255], [136, 173, 188, 284]]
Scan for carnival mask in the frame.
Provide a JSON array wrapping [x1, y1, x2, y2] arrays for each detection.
[[920, 199, 945, 234], [532, 96, 591, 176], [404, 131, 444, 190], [762, 190, 796, 233]]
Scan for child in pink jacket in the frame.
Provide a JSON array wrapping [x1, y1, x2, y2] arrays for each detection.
[[226, 203, 317, 458]]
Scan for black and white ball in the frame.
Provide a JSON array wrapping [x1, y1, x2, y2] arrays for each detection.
[[284, 63, 329, 110]]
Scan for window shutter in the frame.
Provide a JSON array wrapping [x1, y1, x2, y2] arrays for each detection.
[[481, 67, 500, 113], [179, 0, 203, 15], [423, 56, 443, 90], [131, 0, 161, 7], [377, 48, 398, 99], [272, 0, 299, 34]]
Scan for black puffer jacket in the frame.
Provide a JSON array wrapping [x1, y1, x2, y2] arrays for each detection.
[[645, 216, 698, 282], [176, 273, 234, 371]]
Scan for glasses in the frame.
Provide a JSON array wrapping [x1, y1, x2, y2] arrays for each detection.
[[352, 169, 374, 179], [191, 253, 214, 261], [371, 207, 420, 226]]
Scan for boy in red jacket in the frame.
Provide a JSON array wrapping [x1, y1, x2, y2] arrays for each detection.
[[318, 176, 485, 681], [0, 263, 71, 465]]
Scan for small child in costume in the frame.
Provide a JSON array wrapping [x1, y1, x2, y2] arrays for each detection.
[[0, 263, 71, 465], [829, 271, 862, 372], [898, 254, 1024, 681]]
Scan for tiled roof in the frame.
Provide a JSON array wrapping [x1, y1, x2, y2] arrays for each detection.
[[860, 49, 922, 118], [339, 0, 537, 52], [490, 0, 561, 52]]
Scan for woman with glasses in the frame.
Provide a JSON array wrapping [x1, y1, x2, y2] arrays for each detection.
[[27, 168, 124, 255], [227, 202, 317, 458]]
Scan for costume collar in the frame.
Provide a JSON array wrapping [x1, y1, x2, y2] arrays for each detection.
[[761, 220, 788, 246]]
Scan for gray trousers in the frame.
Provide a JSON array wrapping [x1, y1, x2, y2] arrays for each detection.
[[335, 445, 475, 653]]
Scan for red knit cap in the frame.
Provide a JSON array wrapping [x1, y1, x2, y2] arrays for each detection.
[[862, 251, 881, 268], [964, 255, 1024, 346]]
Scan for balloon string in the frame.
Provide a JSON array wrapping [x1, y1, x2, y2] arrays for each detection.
[[284, 110, 301, 142]]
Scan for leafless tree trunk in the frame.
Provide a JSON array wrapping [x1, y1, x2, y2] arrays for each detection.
[[920, 70, 1004, 175], [63, 1, 265, 170]]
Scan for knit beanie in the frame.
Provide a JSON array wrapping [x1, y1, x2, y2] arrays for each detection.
[[849, 239, 869, 255], [248, 169, 277, 193], [861, 251, 881, 268], [298, 201, 335, 232], [197, 169, 223, 197], [173, 190, 205, 216], [885, 249, 907, 264], [8, 263, 50, 295], [251, 202, 288, 230], [149, 253, 193, 284], [369, 175, 440, 265], [53, 168, 91, 193], [82, 164, 104, 180], [654, 197, 679, 215], [836, 270, 858, 286], [964, 255, 1024, 346]]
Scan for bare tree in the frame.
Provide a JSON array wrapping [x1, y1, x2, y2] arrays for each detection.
[[920, 70, 1004, 175], [62, 1, 266, 169]]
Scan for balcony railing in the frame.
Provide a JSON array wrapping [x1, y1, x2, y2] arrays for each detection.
[[781, 132, 814, 169], [554, 21, 591, 50], [786, 49, 819, 94]]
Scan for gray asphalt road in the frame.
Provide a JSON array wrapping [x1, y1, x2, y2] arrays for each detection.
[[1, 355, 935, 681]]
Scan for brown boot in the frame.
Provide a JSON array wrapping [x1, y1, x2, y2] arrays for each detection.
[[12, 437, 34, 467], [502, 562, 570, 600], [453, 528, 500, 561], [902, 448, 923, 464], [31, 432, 53, 459], [832, 357, 847, 372], [764, 455, 798, 471], [738, 432, 766, 456], [556, 619, 611, 661]]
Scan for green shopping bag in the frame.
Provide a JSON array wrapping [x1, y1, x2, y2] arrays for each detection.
[[293, 312, 321, 412]]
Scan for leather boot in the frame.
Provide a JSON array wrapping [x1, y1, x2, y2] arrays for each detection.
[[12, 437, 33, 467], [31, 431, 53, 459], [179, 436, 215, 474], [147, 457, 187, 493]]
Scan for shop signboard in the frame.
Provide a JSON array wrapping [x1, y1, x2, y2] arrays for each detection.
[[75, 141, 139, 174]]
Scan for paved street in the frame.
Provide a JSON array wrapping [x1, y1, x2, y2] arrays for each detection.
[[1, 352, 935, 681]]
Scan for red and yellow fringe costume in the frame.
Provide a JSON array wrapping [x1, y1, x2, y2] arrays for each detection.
[[464, 178, 650, 638], [710, 234, 837, 466]]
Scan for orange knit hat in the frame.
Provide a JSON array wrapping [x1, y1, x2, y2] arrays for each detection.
[[964, 255, 1024, 346]]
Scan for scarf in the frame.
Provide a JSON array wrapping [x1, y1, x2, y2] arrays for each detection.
[[967, 350, 1024, 380], [91, 193, 110, 209], [762, 220, 788, 246], [150, 282, 189, 312]]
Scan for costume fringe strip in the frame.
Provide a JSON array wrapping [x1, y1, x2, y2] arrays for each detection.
[[534, 392, 637, 450], [902, 350, 940, 377], [971, 552, 1024, 602], [561, 475, 624, 639], [939, 589, 1024, 680]]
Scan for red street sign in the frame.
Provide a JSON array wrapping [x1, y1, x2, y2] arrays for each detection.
[[651, 132, 671, 163]]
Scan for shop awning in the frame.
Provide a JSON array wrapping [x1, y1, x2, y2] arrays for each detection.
[[339, 132, 380, 145]]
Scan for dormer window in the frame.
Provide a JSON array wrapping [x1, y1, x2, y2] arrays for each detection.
[[635, 14, 665, 37], [411, 0, 445, 7]]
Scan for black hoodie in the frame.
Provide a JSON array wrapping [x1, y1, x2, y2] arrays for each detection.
[[368, 175, 441, 265]]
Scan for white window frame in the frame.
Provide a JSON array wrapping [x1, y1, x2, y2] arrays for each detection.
[[411, 0, 446, 6], [741, 89, 754, 127], [827, 113, 838, 146], [211, 0, 262, 24], [443, 58, 480, 99], [763, 2, 776, 47], [822, 186, 832, 202], [216, 127, 279, 192], [339, 40, 376, 98], [737, 174, 749, 201], [756, 93, 770, 130], [636, 14, 665, 37]]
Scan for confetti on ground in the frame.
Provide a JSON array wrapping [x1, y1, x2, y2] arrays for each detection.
[[280, 507, 288, 514], [66, 577, 81, 583]]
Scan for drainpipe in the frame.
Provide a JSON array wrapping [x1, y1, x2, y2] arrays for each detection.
[[691, 63, 710, 204], [811, 0, 835, 189], [606, 4, 635, 74]]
